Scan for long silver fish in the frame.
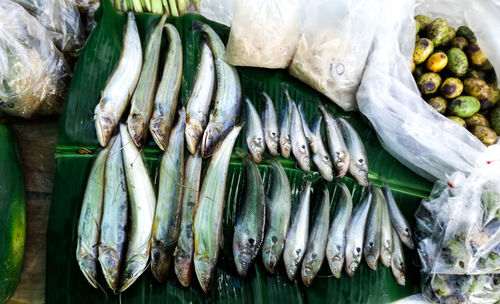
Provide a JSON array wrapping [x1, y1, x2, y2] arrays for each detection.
[[261, 92, 279, 156], [150, 24, 183, 151], [173, 146, 202, 287], [318, 105, 349, 178], [244, 98, 265, 163], [283, 181, 311, 281], [301, 187, 330, 287], [193, 125, 242, 293], [192, 22, 242, 158], [391, 228, 406, 286], [151, 109, 186, 283], [233, 149, 266, 277], [280, 94, 293, 158], [76, 145, 110, 288], [261, 159, 292, 273], [94, 12, 142, 147], [364, 187, 382, 270], [290, 101, 310, 172], [344, 189, 372, 277], [379, 189, 393, 267], [185, 43, 215, 155], [127, 16, 166, 147], [337, 118, 369, 186], [326, 182, 353, 278], [382, 183, 415, 249], [98, 134, 128, 292], [119, 124, 157, 292]]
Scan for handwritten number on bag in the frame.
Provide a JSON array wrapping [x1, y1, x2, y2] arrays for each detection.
[[329, 62, 345, 79]]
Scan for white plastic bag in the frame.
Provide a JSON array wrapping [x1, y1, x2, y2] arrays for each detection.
[[224, 0, 301, 69], [288, 0, 382, 111], [200, 0, 234, 27]]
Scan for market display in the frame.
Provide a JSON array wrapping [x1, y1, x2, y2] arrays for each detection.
[[244, 97, 265, 163], [261, 92, 280, 156], [113, 0, 199, 16], [279, 96, 293, 158]]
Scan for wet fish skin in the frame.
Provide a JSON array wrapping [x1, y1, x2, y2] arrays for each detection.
[[283, 181, 311, 281], [185, 43, 215, 155], [261, 92, 279, 156], [382, 183, 415, 249], [151, 109, 186, 283], [244, 98, 265, 163], [290, 101, 310, 172], [337, 117, 369, 186], [297, 104, 314, 153], [94, 12, 142, 147], [364, 187, 382, 271], [379, 187, 393, 267], [150, 24, 183, 151], [301, 187, 330, 287], [318, 105, 349, 178], [233, 149, 266, 277], [279, 94, 293, 158], [261, 159, 292, 273], [326, 182, 353, 278], [391, 228, 406, 286]]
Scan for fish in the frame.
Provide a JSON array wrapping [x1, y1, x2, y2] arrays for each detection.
[[173, 146, 203, 287], [149, 24, 183, 151], [326, 182, 353, 278], [318, 105, 349, 178], [301, 187, 330, 287], [193, 125, 242, 293], [280, 93, 293, 158], [233, 148, 266, 277], [244, 98, 265, 163], [151, 109, 186, 283], [364, 187, 382, 270], [119, 124, 157, 292], [379, 187, 393, 268], [98, 134, 128, 292], [382, 183, 415, 249], [344, 189, 372, 277], [76, 145, 110, 288], [94, 12, 142, 147], [391, 228, 406, 286], [283, 181, 311, 281], [261, 159, 292, 273], [126, 16, 166, 147], [185, 43, 215, 155], [191, 22, 242, 158], [337, 118, 369, 186], [261, 92, 279, 156], [290, 100, 310, 172]]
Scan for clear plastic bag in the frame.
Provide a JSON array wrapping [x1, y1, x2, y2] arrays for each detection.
[[74, 0, 100, 34], [224, 0, 301, 69], [199, 0, 234, 27], [288, 0, 382, 111], [0, 0, 69, 119]]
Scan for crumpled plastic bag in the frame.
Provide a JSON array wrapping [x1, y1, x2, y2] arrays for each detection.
[[0, 0, 69, 119], [199, 0, 234, 27], [74, 0, 100, 34]]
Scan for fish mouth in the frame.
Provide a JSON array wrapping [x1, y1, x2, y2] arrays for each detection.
[[301, 264, 314, 287], [328, 259, 342, 279], [119, 255, 149, 292], [185, 125, 202, 154], [281, 143, 291, 158], [127, 113, 146, 147], [300, 156, 310, 172], [346, 261, 359, 277], [336, 160, 349, 178], [98, 248, 120, 291], [194, 257, 214, 293], [286, 263, 298, 281], [151, 246, 172, 283], [250, 145, 264, 163], [365, 255, 378, 271], [77, 255, 98, 288], [95, 112, 116, 147], [149, 117, 167, 151], [235, 253, 253, 277], [262, 251, 278, 274], [380, 252, 392, 267], [268, 142, 279, 155], [174, 257, 192, 287], [201, 125, 222, 158]]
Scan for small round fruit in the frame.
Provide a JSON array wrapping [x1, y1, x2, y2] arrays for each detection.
[[418, 73, 442, 95], [413, 38, 434, 64], [465, 113, 490, 128], [447, 116, 466, 127], [441, 78, 463, 99], [470, 125, 498, 146], [467, 42, 487, 67], [427, 97, 447, 114], [450, 36, 468, 50], [448, 96, 481, 118], [426, 52, 448, 72]]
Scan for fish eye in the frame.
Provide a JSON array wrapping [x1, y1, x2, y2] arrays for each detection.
[[356, 247, 361, 253], [249, 238, 255, 245], [359, 159, 364, 163], [405, 228, 410, 233], [324, 155, 330, 161], [271, 132, 276, 136]]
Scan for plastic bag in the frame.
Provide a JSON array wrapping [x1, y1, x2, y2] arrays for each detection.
[[288, 0, 382, 112], [0, 0, 69, 119], [224, 0, 300, 69], [74, 0, 100, 34], [199, 0, 234, 27]]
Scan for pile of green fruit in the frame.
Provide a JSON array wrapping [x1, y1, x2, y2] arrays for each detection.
[[412, 15, 500, 146]]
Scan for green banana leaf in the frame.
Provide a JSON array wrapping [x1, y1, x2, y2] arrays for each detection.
[[47, 0, 433, 303]]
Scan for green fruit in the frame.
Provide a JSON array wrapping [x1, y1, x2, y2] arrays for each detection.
[[471, 125, 498, 146], [441, 78, 463, 99], [426, 52, 448, 72], [442, 27, 456, 46], [447, 116, 467, 127], [413, 38, 434, 64], [467, 42, 487, 67], [448, 96, 481, 118], [427, 96, 447, 113], [415, 21, 420, 34], [480, 59, 494, 71], [426, 18, 449, 47], [489, 105, 500, 135], [485, 86, 500, 109], [450, 36, 468, 50], [417, 73, 442, 95], [456, 26, 477, 43], [415, 15, 432, 32], [466, 113, 490, 128], [463, 78, 494, 109], [446, 48, 468, 77]]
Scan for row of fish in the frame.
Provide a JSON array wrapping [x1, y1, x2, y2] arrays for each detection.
[[244, 94, 369, 186]]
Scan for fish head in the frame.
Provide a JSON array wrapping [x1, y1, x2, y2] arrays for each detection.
[[380, 249, 392, 267], [296, 143, 310, 172], [301, 262, 315, 287], [149, 116, 168, 151], [351, 157, 369, 186], [201, 124, 222, 158], [266, 132, 279, 155], [127, 113, 147, 147], [334, 151, 350, 178], [94, 109, 117, 147], [233, 241, 253, 277], [77, 254, 98, 288], [392, 260, 406, 286], [402, 229, 415, 249], [286, 262, 299, 281], [365, 253, 378, 271], [98, 247, 121, 291], [280, 137, 292, 158], [120, 254, 149, 292], [248, 136, 265, 163], [185, 123, 203, 155], [314, 153, 334, 181], [174, 248, 192, 287], [328, 256, 343, 279], [262, 245, 279, 274], [345, 260, 359, 277], [151, 245, 172, 283], [194, 254, 214, 293]]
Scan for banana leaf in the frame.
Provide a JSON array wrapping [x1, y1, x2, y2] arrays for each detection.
[[47, 0, 433, 303]]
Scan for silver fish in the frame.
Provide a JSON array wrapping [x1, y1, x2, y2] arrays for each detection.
[[185, 43, 215, 155], [151, 109, 186, 283], [261, 92, 279, 156], [318, 105, 349, 178], [244, 98, 265, 163], [98, 134, 128, 292], [382, 183, 415, 249], [261, 159, 292, 273], [94, 12, 142, 147], [279, 96, 293, 158], [326, 182, 353, 278], [391, 228, 406, 286], [192, 22, 242, 158], [364, 187, 382, 270], [119, 124, 157, 292], [193, 125, 242, 293], [301, 187, 330, 287], [337, 118, 369, 186], [150, 24, 183, 151], [76, 145, 109, 288], [379, 188, 393, 268], [127, 15, 166, 147], [233, 149, 266, 277], [344, 189, 372, 277], [290, 101, 310, 172], [283, 181, 311, 281]]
